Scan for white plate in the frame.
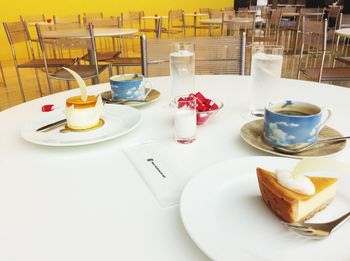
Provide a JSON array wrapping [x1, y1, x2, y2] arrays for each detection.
[[21, 104, 141, 146], [180, 156, 350, 261]]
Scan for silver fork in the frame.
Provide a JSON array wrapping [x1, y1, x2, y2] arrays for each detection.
[[282, 211, 350, 238]]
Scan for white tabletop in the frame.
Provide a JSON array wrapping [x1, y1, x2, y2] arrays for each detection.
[[335, 28, 350, 38], [141, 16, 168, 20], [184, 13, 208, 17], [1, 75, 350, 260], [41, 27, 138, 38], [200, 17, 264, 25]]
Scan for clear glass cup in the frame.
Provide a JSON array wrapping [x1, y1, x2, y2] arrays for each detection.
[[170, 42, 195, 100], [247, 45, 284, 117], [173, 96, 196, 144]]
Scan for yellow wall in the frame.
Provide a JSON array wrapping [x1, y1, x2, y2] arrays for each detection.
[[0, 0, 234, 60]]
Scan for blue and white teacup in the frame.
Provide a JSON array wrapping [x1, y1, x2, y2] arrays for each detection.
[[110, 74, 151, 101], [263, 100, 332, 148]]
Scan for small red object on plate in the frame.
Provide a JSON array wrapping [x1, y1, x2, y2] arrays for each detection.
[[46, 19, 52, 23], [41, 104, 55, 112]]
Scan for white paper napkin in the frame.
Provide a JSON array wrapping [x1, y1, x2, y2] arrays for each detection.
[[124, 140, 197, 208]]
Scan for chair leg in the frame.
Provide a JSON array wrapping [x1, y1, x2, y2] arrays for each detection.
[[66, 80, 71, 90], [109, 64, 113, 78], [0, 62, 7, 87], [34, 69, 43, 97], [14, 67, 26, 102]]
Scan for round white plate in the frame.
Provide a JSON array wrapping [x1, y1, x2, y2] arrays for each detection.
[[21, 104, 141, 146], [180, 156, 350, 261]]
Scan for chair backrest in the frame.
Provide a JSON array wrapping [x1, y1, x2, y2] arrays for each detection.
[[238, 7, 249, 12], [121, 11, 143, 28], [209, 9, 223, 19], [53, 15, 81, 24], [301, 17, 327, 50], [36, 23, 99, 75], [328, 6, 341, 19], [20, 14, 46, 23], [140, 34, 247, 77], [199, 8, 209, 14], [3, 21, 35, 64], [281, 6, 297, 13], [270, 9, 282, 27], [90, 17, 120, 28], [83, 12, 103, 24], [223, 10, 235, 21], [298, 17, 328, 82], [339, 13, 350, 29], [168, 9, 185, 29], [300, 7, 324, 21]]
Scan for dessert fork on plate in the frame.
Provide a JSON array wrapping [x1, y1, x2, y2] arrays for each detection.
[[282, 211, 350, 238]]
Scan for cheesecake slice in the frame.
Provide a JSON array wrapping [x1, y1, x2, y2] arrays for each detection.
[[256, 168, 338, 223]]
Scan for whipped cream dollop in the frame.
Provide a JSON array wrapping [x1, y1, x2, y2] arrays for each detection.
[[274, 169, 315, 196]]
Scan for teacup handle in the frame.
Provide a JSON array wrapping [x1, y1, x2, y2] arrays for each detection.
[[319, 107, 332, 131], [142, 81, 153, 99]]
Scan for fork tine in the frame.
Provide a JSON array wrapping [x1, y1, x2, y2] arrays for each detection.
[[281, 222, 308, 229], [286, 226, 315, 234], [285, 225, 331, 238]]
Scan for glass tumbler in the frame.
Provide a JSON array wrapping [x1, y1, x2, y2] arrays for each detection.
[[173, 96, 196, 144], [170, 42, 195, 99], [250, 45, 284, 112]]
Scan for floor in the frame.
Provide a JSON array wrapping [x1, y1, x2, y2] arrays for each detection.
[[0, 34, 349, 111]]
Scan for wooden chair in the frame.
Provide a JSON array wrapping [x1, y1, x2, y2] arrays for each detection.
[[3, 21, 75, 100], [162, 9, 186, 37], [20, 14, 46, 23], [268, 9, 283, 44], [0, 62, 6, 87], [36, 23, 108, 92], [53, 15, 81, 24], [83, 12, 103, 24], [140, 34, 247, 77], [82, 17, 122, 62], [298, 17, 350, 82], [208, 9, 224, 36], [194, 8, 218, 36], [234, 10, 256, 43]]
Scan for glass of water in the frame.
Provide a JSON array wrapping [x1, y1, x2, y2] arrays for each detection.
[[170, 42, 195, 100], [248, 45, 284, 117]]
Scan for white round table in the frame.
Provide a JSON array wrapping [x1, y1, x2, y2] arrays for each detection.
[[41, 27, 138, 38], [335, 28, 350, 38], [1, 75, 350, 260]]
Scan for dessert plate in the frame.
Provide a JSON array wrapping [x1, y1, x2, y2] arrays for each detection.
[[21, 104, 141, 146], [240, 119, 346, 159], [180, 156, 350, 261], [101, 88, 160, 107]]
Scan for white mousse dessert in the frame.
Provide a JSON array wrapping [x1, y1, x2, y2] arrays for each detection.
[[64, 95, 103, 130]]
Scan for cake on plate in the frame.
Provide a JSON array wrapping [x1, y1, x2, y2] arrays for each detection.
[[256, 167, 338, 223], [64, 95, 103, 130]]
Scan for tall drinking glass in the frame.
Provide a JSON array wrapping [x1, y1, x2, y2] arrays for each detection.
[[247, 45, 284, 117], [173, 96, 196, 144], [170, 42, 195, 100]]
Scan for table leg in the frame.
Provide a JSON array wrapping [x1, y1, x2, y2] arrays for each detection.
[[194, 16, 197, 37], [88, 49, 98, 85]]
